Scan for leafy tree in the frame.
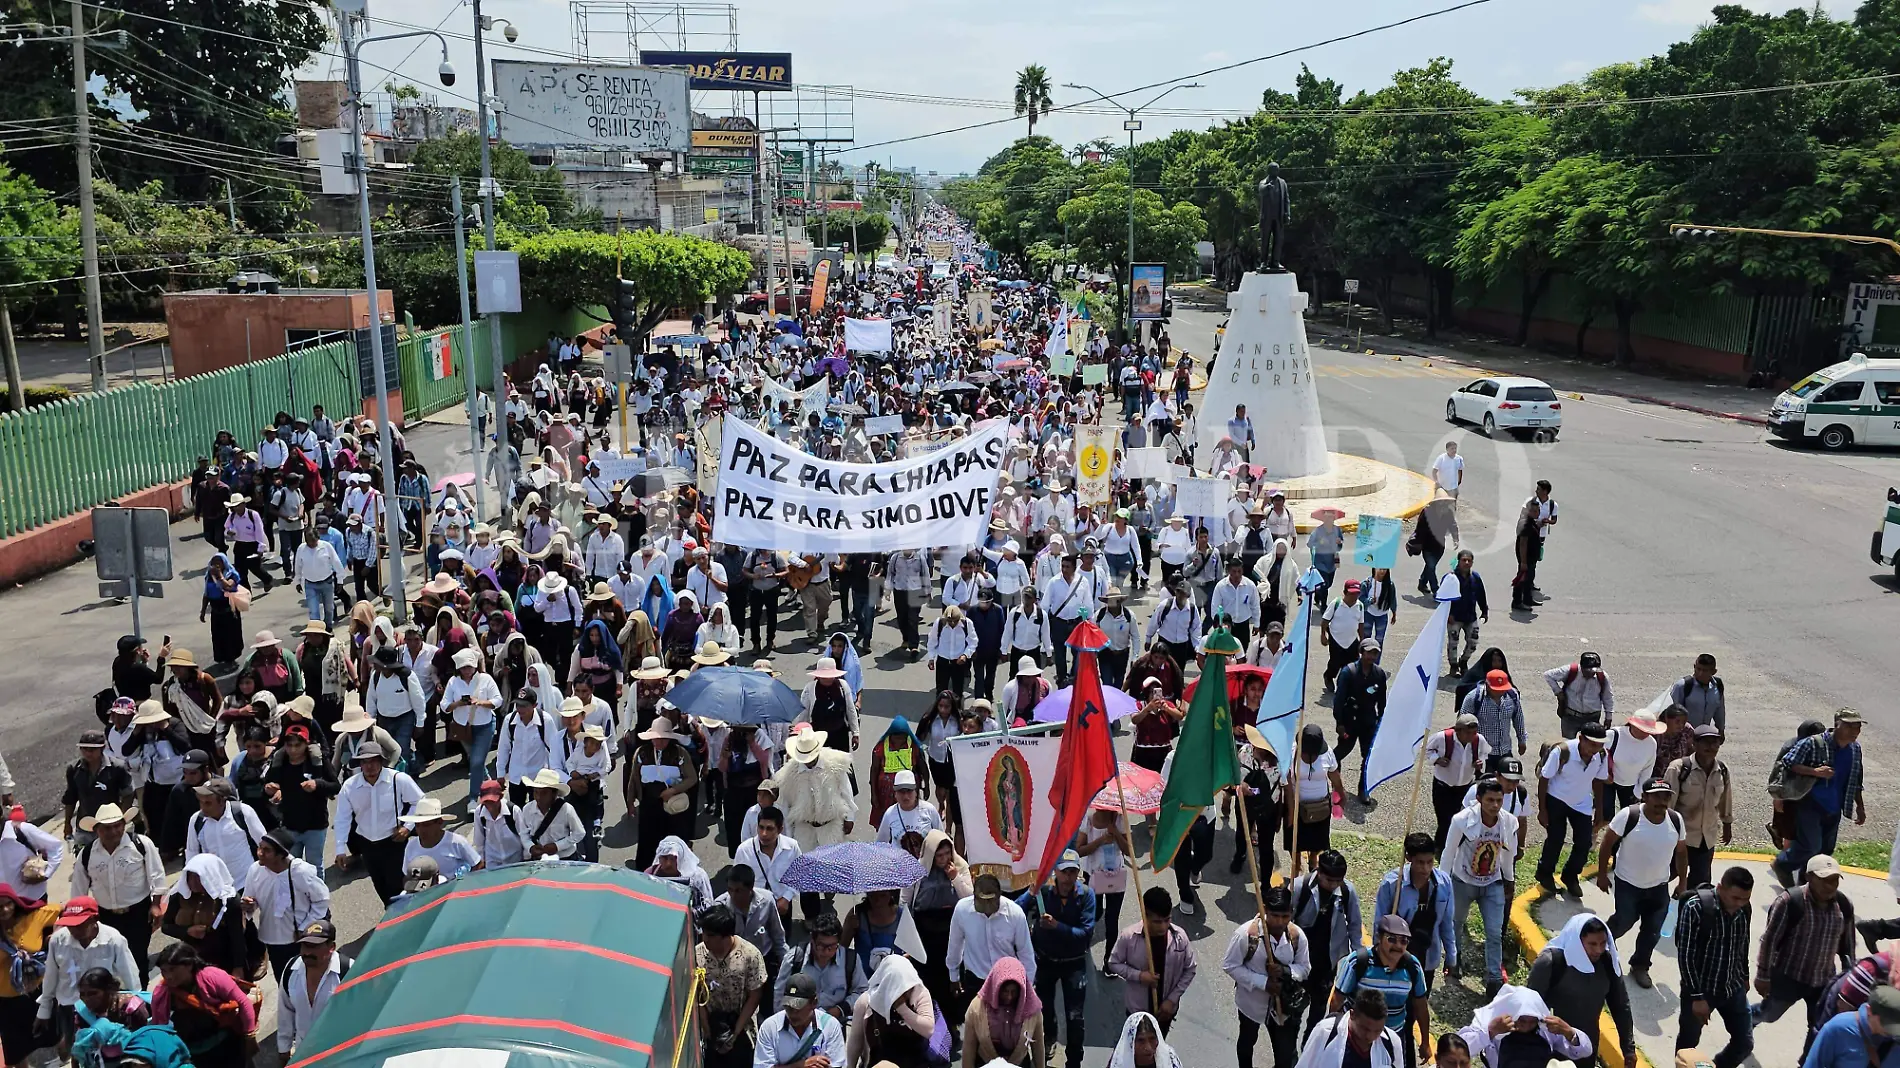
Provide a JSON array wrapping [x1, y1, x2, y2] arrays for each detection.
[[825, 209, 892, 254], [1014, 65, 1055, 138], [511, 229, 752, 342], [1056, 167, 1204, 320], [399, 133, 589, 231], [1448, 113, 1559, 344]]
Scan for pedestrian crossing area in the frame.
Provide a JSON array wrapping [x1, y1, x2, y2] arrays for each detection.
[[1313, 357, 1463, 380]]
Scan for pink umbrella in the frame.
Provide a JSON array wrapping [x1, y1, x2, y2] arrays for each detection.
[[1090, 761, 1166, 814], [1031, 683, 1139, 724], [433, 472, 476, 492]]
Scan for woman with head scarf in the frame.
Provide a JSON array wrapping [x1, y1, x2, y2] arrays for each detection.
[[866, 717, 928, 829], [200, 553, 245, 665], [150, 943, 256, 1068], [570, 618, 624, 706], [660, 591, 703, 670], [617, 607, 658, 667], [844, 956, 939, 1068], [1455, 984, 1592, 1066], [641, 576, 677, 647], [958, 955, 1041, 1068], [1526, 913, 1633, 1068], [903, 828, 970, 1031], [1106, 1012, 1181, 1068], [159, 855, 255, 980], [825, 632, 864, 697], [695, 603, 741, 659], [1287, 724, 1345, 870], [645, 835, 710, 911]]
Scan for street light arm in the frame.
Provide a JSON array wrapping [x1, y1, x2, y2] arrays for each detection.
[[356, 28, 453, 54], [1062, 82, 1131, 118], [1669, 222, 1900, 257], [1135, 82, 1202, 115]]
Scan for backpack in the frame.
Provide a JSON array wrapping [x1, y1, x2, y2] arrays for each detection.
[[1340, 945, 1424, 1002], [1604, 805, 1685, 877], [1673, 758, 1731, 808], [1767, 735, 1814, 801], [1556, 665, 1609, 719], [192, 809, 259, 857], [1240, 920, 1310, 1021], [1772, 886, 1855, 967], [785, 937, 857, 1003], [1820, 951, 1891, 1025]]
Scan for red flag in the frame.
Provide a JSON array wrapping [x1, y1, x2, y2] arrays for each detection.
[[1033, 619, 1118, 888]]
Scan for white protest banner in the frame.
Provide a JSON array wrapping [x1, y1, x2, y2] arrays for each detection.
[[864, 414, 906, 437], [762, 377, 829, 418], [589, 454, 647, 485], [843, 317, 893, 353], [1122, 447, 1171, 481], [1075, 424, 1115, 505], [950, 733, 1061, 891], [695, 414, 722, 497], [1174, 476, 1233, 518], [1353, 514, 1404, 569], [715, 417, 1008, 552], [1081, 364, 1108, 386], [1043, 314, 1068, 360], [1363, 573, 1456, 795]]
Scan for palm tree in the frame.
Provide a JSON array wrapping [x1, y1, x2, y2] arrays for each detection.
[[1014, 64, 1054, 138]]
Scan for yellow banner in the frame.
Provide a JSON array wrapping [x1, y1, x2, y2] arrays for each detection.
[[691, 129, 757, 150], [1068, 317, 1089, 355]]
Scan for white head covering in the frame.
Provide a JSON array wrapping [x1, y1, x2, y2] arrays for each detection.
[[525, 662, 564, 716], [650, 835, 712, 907], [171, 853, 238, 927], [1107, 1011, 1183, 1068], [1546, 911, 1623, 975], [1470, 984, 1552, 1037], [863, 955, 926, 1021]]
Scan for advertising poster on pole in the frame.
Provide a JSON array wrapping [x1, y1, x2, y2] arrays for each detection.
[[1130, 264, 1167, 321], [950, 733, 1060, 890]]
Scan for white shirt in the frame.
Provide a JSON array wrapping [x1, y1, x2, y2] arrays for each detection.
[[403, 832, 482, 880], [876, 801, 944, 845], [257, 438, 288, 469], [1322, 598, 1365, 649], [519, 799, 587, 858], [1294, 1014, 1403, 1068], [581, 531, 627, 577], [334, 769, 426, 845], [243, 858, 331, 944], [496, 710, 567, 781], [472, 802, 525, 867], [1443, 807, 1519, 887], [184, 803, 268, 889], [1156, 525, 1193, 565], [1605, 725, 1657, 788], [991, 556, 1030, 596], [1223, 917, 1312, 1025], [754, 1010, 846, 1068], [685, 562, 728, 607], [1296, 753, 1338, 803], [278, 952, 344, 1053], [1538, 740, 1608, 815], [69, 833, 165, 910], [1146, 597, 1202, 646], [1211, 577, 1261, 628], [440, 673, 503, 728], [926, 616, 977, 661], [1606, 804, 1683, 889], [1041, 573, 1097, 622], [37, 926, 137, 1015], [1096, 608, 1135, 652], [735, 835, 803, 903], [1002, 607, 1051, 656], [1424, 729, 1492, 788], [364, 667, 428, 725], [941, 572, 989, 609], [0, 820, 64, 897], [293, 541, 345, 584], [945, 895, 1036, 984], [1430, 451, 1464, 492]]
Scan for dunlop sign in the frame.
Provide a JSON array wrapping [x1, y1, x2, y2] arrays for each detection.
[[639, 50, 794, 91], [492, 60, 690, 152], [692, 129, 758, 150]]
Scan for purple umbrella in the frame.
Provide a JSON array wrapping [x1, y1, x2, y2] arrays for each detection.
[[1031, 683, 1140, 724], [782, 842, 925, 894], [816, 355, 849, 378]]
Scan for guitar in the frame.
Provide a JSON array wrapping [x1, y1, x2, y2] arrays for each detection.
[[783, 555, 819, 591]]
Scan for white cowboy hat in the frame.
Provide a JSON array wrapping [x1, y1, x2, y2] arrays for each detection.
[[639, 723, 688, 743], [633, 656, 670, 681], [398, 797, 448, 824], [559, 696, 586, 718], [692, 641, 731, 666], [1015, 656, 1042, 677], [335, 702, 374, 732], [809, 656, 846, 680], [787, 730, 829, 763], [538, 573, 569, 597], [520, 768, 568, 794], [78, 802, 136, 832]]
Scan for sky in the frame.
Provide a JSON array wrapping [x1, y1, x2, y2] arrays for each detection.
[[333, 0, 1864, 177]]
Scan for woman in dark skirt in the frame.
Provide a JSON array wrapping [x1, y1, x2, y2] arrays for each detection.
[[1285, 724, 1344, 872], [201, 554, 246, 666]]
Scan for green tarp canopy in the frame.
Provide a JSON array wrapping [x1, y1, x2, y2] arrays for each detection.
[[290, 862, 700, 1068]]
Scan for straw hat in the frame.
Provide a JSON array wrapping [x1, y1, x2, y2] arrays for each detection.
[[520, 768, 568, 795], [787, 730, 829, 763], [582, 725, 607, 741], [586, 582, 617, 603], [167, 648, 197, 668], [335, 701, 374, 732], [251, 630, 282, 649], [633, 656, 670, 681], [299, 619, 331, 636], [423, 573, 461, 596], [78, 802, 135, 832], [397, 797, 447, 824], [559, 696, 586, 718], [692, 641, 731, 666], [750, 659, 778, 676], [639, 722, 688, 743], [809, 656, 845, 680], [131, 700, 171, 726]]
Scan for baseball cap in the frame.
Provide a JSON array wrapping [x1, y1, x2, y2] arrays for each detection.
[[1578, 722, 1608, 741], [1375, 914, 1411, 939], [298, 919, 338, 945], [1343, 580, 1363, 593], [893, 770, 917, 790], [973, 874, 1002, 902], [1579, 651, 1602, 669], [479, 779, 505, 800], [57, 897, 100, 926], [181, 749, 212, 770], [1641, 777, 1676, 797], [1494, 758, 1524, 779], [1485, 670, 1510, 692], [1359, 638, 1381, 654], [1454, 713, 1479, 730], [194, 777, 237, 800], [1806, 855, 1843, 879], [782, 973, 819, 1009], [1055, 849, 1083, 872], [1691, 723, 1723, 739], [404, 856, 441, 893]]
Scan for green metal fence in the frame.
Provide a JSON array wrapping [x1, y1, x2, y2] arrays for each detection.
[[396, 326, 477, 422], [0, 340, 361, 540]]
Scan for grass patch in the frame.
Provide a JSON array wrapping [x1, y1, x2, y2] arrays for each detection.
[[1716, 839, 1890, 873]]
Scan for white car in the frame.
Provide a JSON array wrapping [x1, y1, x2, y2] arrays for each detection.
[[1446, 375, 1563, 438]]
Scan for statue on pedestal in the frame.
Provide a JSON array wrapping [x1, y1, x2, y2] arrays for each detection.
[[1257, 162, 1290, 273]]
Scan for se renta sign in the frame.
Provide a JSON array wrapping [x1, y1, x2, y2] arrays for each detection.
[[491, 61, 690, 152], [715, 417, 1008, 553], [639, 50, 793, 91]]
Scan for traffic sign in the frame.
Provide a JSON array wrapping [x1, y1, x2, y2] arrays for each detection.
[[91, 506, 173, 638], [1344, 278, 1360, 295]]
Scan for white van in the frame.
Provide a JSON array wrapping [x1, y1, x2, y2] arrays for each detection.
[[1768, 352, 1900, 450]]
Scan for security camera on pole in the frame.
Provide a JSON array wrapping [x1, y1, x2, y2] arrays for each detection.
[[331, 0, 456, 623]]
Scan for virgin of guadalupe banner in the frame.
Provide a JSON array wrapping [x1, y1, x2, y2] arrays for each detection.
[[950, 733, 1060, 890], [714, 416, 1009, 552]]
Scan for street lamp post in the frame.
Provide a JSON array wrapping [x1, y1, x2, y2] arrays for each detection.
[[473, 5, 516, 521], [1063, 82, 1201, 341], [334, 1, 455, 623]]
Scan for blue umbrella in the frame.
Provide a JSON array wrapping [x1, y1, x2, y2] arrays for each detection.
[[783, 842, 925, 894], [662, 665, 802, 726]]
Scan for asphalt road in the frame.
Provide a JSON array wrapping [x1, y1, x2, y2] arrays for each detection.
[[6, 304, 1900, 1067]]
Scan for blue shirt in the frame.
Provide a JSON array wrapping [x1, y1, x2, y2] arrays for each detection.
[[1334, 949, 1427, 1031], [1017, 882, 1097, 963], [1373, 868, 1459, 970], [1804, 1006, 1900, 1068]]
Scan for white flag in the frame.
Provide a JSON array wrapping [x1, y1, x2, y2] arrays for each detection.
[[1362, 572, 1458, 795], [1043, 311, 1069, 361]]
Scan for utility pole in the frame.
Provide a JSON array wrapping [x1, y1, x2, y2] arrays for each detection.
[[764, 126, 777, 310], [71, 0, 105, 393], [473, 1, 513, 521], [219, 177, 237, 230], [451, 178, 485, 518]]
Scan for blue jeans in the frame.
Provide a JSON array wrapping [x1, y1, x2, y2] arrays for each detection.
[[1775, 798, 1841, 880], [1106, 553, 1134, 588], [1034, 956, 1089, 1068], [1364, 612, 1389, 645], [303, 579, 337, 627], [464, 721, 496, 808], [1312, 552, 1337, 602], [282, 827, 327, 867], [1452, 878, 1507, 985], [1678, 986, 1753, 1068], [379, 715, 416, 768], [1608, 878, 1671, 970], [1420, 550, 1443, 593], [854, 592, 877, 650]]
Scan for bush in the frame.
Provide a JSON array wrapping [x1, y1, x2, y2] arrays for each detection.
[[0, 384, 71, 413]]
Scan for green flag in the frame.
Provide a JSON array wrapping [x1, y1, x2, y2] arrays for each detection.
[[1152, 627, 1244, 871]]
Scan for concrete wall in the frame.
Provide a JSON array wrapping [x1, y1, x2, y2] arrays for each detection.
[[161, 290, 397, 378]]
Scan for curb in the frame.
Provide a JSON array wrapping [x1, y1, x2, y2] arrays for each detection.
[[1312, 331, 1774, 429], [1508, 864, 1653, 1068]]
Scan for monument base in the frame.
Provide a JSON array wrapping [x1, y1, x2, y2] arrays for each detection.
[[1276, 452, 1436, 534]]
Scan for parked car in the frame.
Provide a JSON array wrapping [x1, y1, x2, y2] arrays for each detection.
[[737, 286, 813, 315], [1446, 375, 1563, 438]]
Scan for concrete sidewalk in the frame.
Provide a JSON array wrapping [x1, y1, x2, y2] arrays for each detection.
[[1525, 856, 1898, 1068], [1301, 314, 1780, 427]]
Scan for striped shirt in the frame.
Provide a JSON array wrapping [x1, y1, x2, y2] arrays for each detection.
[[1783, 731, 1862, 815], [1675, 889, 1751, 1000], [1759, 885, 1853, 989]]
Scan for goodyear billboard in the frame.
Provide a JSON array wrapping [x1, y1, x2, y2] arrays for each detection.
[[638, 51, 793, 91]]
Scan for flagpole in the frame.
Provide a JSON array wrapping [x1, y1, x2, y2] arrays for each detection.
[[1287, 577, 1319, 878], [1111, 768, 1160, 1016], [1234, 781, 1270, 919]]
